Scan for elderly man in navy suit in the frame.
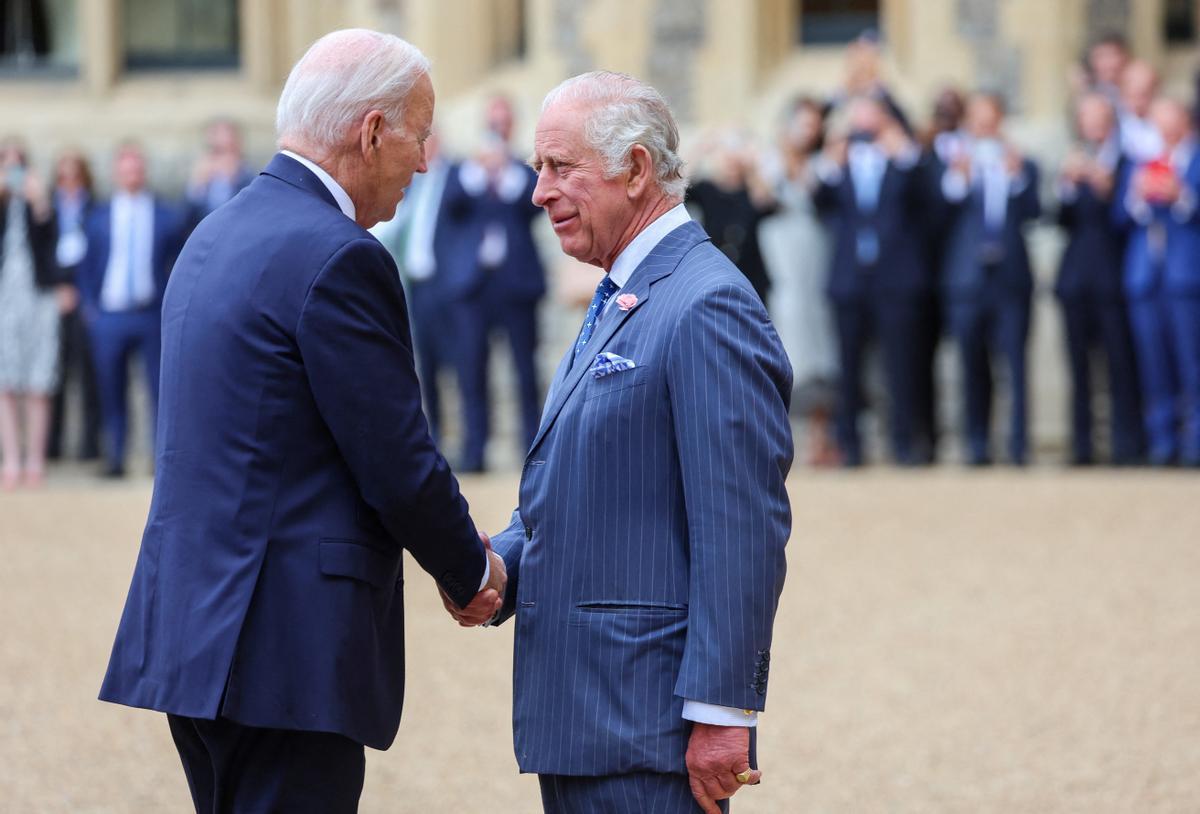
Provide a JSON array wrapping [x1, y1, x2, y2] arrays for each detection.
[[441, 94, 546, 471], [444, 71, 793, 813], [76, 142, 185, 477], [99, 30, 505, 813]]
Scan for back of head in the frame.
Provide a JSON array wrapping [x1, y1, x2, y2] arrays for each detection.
[[541, 71, 687, 199], [276, 29, 430, 156]]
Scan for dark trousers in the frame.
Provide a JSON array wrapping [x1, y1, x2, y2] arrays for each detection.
[[87, 308, 161, 471], [539, 772, 727, 814], [48, 308, 101, 460], [913, 293, 942, 462], [168, 715, 365, 814], [833, 295, 924, 465], [947, 290, 1032, 465], [1129, 291, 1200, 465], [452, 283, 541, 469], [408, 280, 453, 443], [1059, 295, 1144, 463]]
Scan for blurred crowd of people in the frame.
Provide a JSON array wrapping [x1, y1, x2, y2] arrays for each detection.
[[0, 120, 250, 487], [687, 31, 1200, 468], [3, 30, 1199, 487]]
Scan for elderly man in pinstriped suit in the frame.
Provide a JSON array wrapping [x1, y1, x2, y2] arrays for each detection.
[[442, 72, 793, 813]]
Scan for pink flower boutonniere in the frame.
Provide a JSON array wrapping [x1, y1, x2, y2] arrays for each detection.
[[616, 293, 638, 311]]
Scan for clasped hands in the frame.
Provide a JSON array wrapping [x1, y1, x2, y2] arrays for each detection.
[[438, 531, 506, 626]]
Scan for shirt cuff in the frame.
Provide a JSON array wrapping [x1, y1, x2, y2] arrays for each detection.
[[1125, 188, 1152, 225], [478, 552, 491, 591], [496, 164, 528, 202], [1008, 171, 1031, 197], [813, 156, 843, 186], [1056, 180, 1079, 204], [1172, 185, 1197, 221], [458, 160, 489, 197], [941, 170, 968, 202], [681, 700, 758, 727], [892, 145, 920, 170]]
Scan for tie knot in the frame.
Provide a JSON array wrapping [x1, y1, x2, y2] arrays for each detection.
[[594, 275, 619, 302]]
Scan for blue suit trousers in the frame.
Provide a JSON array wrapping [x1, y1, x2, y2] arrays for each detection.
[[87, 308, 161, 471], [539, 772, 729, 814]]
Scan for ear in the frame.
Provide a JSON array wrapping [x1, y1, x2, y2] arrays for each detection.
[[361, 110, 387, 161], [626, 144, 654, 200]]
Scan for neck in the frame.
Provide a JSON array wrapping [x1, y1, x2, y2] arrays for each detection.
[[600, 192, 680, 272], [283, 139, 370, 225]]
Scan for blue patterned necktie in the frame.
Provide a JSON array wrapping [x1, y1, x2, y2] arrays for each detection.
[[573, 275, 619, 364]]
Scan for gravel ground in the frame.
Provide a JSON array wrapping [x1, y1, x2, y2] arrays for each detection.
[[2, 467, 1198, 813]]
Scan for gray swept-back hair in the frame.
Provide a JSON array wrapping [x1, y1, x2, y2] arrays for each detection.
[[276, 29, 430, 152], [542, 71, 687, 199]]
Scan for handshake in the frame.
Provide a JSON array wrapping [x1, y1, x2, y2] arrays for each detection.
[[438, 532, 507, 626]]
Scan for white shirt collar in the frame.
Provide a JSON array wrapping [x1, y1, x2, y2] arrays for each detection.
[[113, 189, 152, 206], [607, 202, 691, 290], [281, 150, 356, 221]]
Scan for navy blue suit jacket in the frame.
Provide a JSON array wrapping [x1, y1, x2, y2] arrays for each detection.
[[491, 221, 793, 776], [1055, 163, 1128, 302], [939, 159, 1041, 299], [438, 160, 545, 302], [813, 157, 936, 302], [1113, 150, 1200, 299], [99, 154, 487, 750], [76, 197, 183, 313]]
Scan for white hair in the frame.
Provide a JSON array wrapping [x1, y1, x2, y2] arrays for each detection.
[[542, 71, 687, 199], [276, 29, 430, 153]]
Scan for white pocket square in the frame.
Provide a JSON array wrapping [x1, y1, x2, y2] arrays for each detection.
[[589, 351, 637, 379]]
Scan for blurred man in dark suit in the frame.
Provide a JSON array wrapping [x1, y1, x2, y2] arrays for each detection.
[[938, 92, 1041, 466], [814, 96, 935, 466], [373, 130, 456, 441], [76, 142, 184, 477], [185, 118, 254, 228], [442, 94, 545, 471], [1054, 92, 1143, 465]]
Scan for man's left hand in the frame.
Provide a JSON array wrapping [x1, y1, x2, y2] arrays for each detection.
[[685, 722, 761, 814]]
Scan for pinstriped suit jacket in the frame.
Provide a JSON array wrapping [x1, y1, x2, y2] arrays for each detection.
[[492, 220, 793, 776]]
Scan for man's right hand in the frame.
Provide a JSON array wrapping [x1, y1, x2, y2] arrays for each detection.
[[438, 532, 506, 626]]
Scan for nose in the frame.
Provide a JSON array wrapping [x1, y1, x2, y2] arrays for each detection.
[[415, 143, 429, 175], [531, 167, 553, 208]]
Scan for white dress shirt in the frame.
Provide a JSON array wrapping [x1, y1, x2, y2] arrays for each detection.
[[283, 150, 491, 592], [599, 200, 758, 728], [100, 191, 156, 312], [458, 158, 529, 268], [281, 150, 356, 221]]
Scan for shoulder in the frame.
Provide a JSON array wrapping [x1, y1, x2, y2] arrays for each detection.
[[653, 241, 769, 326]]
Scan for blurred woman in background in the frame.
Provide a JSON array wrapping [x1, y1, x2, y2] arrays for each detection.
[[47, 149, 101, 463], [0, 138, 70, 488], [685, 127, 779, 308], [759, 97, 840, 466]]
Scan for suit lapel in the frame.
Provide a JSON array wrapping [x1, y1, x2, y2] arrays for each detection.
[[528, 221, 709, 456]]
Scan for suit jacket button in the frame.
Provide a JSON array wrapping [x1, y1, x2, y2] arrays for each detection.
[[524, 526, 533, 541]]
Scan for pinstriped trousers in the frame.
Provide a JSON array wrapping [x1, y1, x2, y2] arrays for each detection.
[[538, 772, 730, 813]]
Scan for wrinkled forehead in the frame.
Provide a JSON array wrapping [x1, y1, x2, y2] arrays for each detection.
[[532, 102, 593, 160]]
